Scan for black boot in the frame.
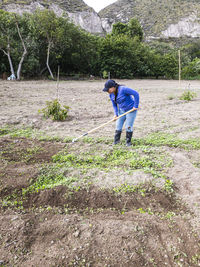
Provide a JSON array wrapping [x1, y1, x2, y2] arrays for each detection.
[[126, 131, 133, 147], [114, 130, 122, 145]]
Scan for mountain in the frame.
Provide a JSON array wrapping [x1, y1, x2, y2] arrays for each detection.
[[1, 0, 200, 41], [0, 0, 104, 34], [99, 0, 200, 40]]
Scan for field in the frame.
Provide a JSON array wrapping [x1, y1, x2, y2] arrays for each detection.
[[0, 79, 200, 266]]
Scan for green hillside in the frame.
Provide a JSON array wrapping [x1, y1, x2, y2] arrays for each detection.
[[99, 0, 200, 37]]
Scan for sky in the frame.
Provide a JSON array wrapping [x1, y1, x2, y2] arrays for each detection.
[[83, 0, 117, 12]]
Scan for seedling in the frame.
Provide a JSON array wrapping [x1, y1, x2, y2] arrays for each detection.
[[39, 99, 69, 121]]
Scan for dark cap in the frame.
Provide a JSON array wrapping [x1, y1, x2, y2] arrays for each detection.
[[103, 79, 116, 92]]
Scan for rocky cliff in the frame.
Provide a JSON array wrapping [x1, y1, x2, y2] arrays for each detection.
[[0, 0, 200, 40], [0, 0, 104, 34]]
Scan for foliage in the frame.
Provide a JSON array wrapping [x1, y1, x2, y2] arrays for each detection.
[[0, 8, 199, 79], [182, 58, 200, 79], [112, 18, 143, 41], [112, 22, 128, 36], [39, 99, 69, 121], [99, 34, 141, 78], [127, 18, 143, 41], [179, 90, 197, 101], [182, 41, 200, 61], [164, 179, 174, 193]]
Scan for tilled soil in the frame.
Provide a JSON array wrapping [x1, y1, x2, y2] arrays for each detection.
[[0, 79, 200, 266]]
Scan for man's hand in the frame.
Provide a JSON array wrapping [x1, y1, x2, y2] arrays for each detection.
[[132, 107, 138, 111]]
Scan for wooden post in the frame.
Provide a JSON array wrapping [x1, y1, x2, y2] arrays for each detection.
[[178, 50, 181, 89], [56, 65, 60, 100]]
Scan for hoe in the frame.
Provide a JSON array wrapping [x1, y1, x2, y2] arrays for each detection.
[[72, 108, 136, 143]]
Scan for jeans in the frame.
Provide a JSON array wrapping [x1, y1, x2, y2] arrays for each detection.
[[116, 109, 137, 132]]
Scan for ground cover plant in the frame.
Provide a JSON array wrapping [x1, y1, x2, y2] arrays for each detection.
[[0, 80, 200, 266]]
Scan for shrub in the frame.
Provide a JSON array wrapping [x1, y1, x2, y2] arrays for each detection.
[[182, 58, 200, 79], [39, 99, 69, 121], [179, 90, 197, 101]]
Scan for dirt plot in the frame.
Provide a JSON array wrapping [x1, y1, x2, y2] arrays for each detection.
[[0, 79, 200, 266]]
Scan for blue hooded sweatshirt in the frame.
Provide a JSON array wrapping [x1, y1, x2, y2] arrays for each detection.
[[109, 85, 139, 116]]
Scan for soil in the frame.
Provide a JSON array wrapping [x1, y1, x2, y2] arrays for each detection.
[[0, 79, 200, 266]]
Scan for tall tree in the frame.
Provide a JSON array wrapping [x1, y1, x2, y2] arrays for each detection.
[[111, 18, 143, 41], [112, 22, 129, 36], [31, 9, 62, 80], [127, 18, 143, 41], [99, 34, 140, 78], [0, 10, 28, 80], [15, 14, 27, 80], [0, 10, 16, 77]]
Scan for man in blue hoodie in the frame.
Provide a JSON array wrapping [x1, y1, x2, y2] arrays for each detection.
[[103, 79, 139, 146]]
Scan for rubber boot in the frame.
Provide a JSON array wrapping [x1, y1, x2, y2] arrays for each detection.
[[126, 131, 133, 147], [114, 130, 122, 145]]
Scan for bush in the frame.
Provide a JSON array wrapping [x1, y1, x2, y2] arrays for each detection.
[[182, 58, 200, 79], [179, 90, 197, 101], [39, 99, 69, 121]]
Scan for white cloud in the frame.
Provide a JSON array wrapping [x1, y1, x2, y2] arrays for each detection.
[[83, 0, 117, 12]]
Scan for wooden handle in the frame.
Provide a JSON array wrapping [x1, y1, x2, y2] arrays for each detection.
[[72, 108, 137, 142]]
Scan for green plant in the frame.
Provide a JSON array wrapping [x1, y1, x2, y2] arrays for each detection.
[[164, 179, 174, 193], [179, 90, 197, 101], [39, 99, 69, 121]]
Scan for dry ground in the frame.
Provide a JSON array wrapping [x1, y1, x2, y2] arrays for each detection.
[[0, 79, 200, 266]]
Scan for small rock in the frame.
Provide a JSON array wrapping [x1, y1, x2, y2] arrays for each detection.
[[11, 216, 19, 221], [73, 230, 80, 238]]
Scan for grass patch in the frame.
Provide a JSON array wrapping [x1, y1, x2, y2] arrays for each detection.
[[1, 127, 200, 149], [133, 132, 200, 150], [53, 146, 171, 173], [22, 164, 80, 195]]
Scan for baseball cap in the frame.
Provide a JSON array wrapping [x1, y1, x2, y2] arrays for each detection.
[[103, 79, 116, 92]]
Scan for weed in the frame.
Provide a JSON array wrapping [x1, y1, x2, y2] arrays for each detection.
[[193, 161, 200, 168], [137, 207, 153, 215], [164, 179, 174, 193], [134, 132, 200, 150], [22, 164, 79, 195], [0, 128, 9, 136], [165, 211, 176, 219], [179, 90, 197, 101], [113, 182, 153, 196]]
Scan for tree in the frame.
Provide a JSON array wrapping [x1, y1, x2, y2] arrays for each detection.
[[160, 53, 178, 79], [112, 18, 143, 41], [0, 10, 28, 80], [112, 22, 128, 36], [15, 15, 27, 80], [0, 10, 16, 77], [99, 34, 141, 78], [182, 58, 200, 79], [31, 9, 61, 79], [127, 18, 143, 41]]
